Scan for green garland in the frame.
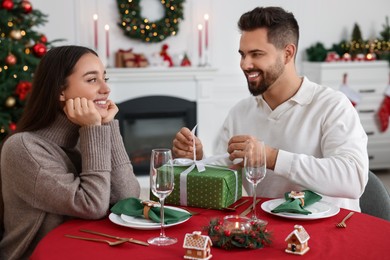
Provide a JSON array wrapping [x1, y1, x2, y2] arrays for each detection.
[[116, 0, 185, 43], [203, 218, 272, 250]]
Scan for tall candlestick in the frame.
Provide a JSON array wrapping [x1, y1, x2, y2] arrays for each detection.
[[93, 14, 98, 50], [204, 14, 209, 50], [105, 24, 110, 60], [198, 24, 203, 62]]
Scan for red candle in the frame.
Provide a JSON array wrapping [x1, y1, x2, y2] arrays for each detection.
[[93, 14, 98, 50], [198, 24, 203, 59], [105, 24, 110, 59], [204, 14, 209, 50]]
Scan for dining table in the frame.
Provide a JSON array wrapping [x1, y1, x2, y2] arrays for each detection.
[[30, 197, 390, 260]]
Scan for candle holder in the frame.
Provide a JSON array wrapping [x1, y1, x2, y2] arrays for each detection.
[[204, 216, 271, 250], [223, 215, 251, 234]]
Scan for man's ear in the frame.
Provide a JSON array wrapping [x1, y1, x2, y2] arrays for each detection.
[[284, 44, 296, 64], [59, 92, 66, 101]]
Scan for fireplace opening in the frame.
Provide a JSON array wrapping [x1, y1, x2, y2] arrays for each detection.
[[116, 95, 197, 175]]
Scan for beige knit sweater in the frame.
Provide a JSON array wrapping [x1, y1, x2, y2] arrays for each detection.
[[0, 113, 140, 259]]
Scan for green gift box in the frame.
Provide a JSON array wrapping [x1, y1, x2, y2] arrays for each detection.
[[151, 165, 242, 209]]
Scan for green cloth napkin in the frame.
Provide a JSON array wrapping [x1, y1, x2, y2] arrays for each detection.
[[110, 197, 192, 224], [271, 190, 322, 215]]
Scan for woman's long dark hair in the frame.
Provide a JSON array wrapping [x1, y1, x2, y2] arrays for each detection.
[[16, 45, 98, 133]]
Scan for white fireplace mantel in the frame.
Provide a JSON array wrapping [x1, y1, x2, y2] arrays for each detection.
[[106, 67, 217, 103], [106, 67, 220, 155]]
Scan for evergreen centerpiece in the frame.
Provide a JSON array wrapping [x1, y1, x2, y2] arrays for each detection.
[[204, 217, 272, 250], [0, 0, 56, 141]]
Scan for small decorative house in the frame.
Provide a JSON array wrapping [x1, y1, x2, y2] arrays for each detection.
[[285, 225, 310, 255], [183, 231, 212, 260]]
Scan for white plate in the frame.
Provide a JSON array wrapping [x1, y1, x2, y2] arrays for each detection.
[[261, 198, 340, 220], [109, 206, 191, 230]]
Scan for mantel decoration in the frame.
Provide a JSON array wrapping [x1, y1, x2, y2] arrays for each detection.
[[116, 0, 185, 43], [203, 217, 272, 250], [306, 18, 390, 63]]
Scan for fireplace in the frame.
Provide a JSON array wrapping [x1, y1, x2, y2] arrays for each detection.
[[116, 95, 197, 175]]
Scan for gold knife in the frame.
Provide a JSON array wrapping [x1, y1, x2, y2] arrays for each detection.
[[239, 198, 261, 217], [80, 229, 149, 246]]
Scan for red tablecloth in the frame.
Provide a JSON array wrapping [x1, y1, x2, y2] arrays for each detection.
[[30, 198, 389, 260]]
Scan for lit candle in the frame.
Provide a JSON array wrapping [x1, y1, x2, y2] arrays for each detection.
[[93, 14, 98, 50], [105, 24, 110, 60], [198, 24, 203, 59], [204, 14, 209, 50]]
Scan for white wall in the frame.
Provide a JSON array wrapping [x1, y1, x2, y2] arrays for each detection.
[[32, 0, 390, 72], [31, 0, 390, 154]]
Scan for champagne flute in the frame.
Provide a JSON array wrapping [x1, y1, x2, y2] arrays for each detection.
[[244, 140, 267, 225], [148, 148, 177, 246]]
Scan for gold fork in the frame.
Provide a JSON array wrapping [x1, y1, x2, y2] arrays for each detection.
[[65, 235, 128, 246], [336, 212, 355, 228]]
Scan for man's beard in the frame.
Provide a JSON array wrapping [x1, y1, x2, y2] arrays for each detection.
[[246, 57, 285, 96]]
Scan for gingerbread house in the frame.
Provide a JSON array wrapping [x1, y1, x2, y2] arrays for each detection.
[[285, 225, 310, 255], [183, 231, 212, 260]]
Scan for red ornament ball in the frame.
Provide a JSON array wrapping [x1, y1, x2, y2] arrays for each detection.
[[32, 43, 47, 57], [9, 122, 17, 132], [39, 34, 47, 44], [1, 0, 14, 10], [5, 54, 17, 65], [21, 0, 32, 13]]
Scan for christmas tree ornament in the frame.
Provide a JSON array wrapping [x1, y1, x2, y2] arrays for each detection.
[[9, 122, 17, 132], [1, 0, 14, 10], [21, 0, 32, 14], [32, 43, 47, 57], [39, 34, 47, 43], [15, 81, 32, 100], [5, 54, 17, 65], [5, 96, 16, 108], [10, 29, 22, 40]]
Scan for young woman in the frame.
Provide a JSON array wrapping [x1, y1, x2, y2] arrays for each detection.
[[0, 45, 140, 259]]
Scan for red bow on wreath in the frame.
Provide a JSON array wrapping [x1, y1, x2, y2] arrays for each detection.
[[377, 75, 390, 132]]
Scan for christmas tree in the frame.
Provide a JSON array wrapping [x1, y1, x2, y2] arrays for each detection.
[[0, 0, 52, 141]]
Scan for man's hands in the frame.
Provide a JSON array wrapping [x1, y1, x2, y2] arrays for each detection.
[[63, 97, 118, 126], [228, 135, 278, 170], [172, 127, 203, 160]]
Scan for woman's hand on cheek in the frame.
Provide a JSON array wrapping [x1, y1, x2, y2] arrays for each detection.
[[63, 97, 102, 126], [101, 100, 118, 124]]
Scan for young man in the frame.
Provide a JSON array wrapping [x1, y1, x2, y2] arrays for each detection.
[[172, 6, 368, 211]]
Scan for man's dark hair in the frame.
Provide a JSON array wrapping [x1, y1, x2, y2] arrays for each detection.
[[238, 6, 299, 50]]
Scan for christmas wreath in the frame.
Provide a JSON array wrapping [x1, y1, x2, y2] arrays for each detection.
[[116, 0, 185, 43], [204, 218, 272, 250]]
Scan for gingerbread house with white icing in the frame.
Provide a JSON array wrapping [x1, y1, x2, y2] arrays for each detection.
[[183, 231, 212, 259], [285, 225, 310, 255]]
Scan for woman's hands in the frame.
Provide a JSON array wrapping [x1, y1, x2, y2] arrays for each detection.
[[63, 97, 118, 126], [101, 99, 118, 124]]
